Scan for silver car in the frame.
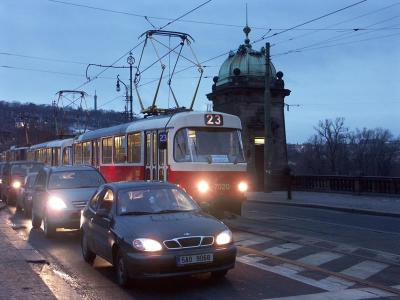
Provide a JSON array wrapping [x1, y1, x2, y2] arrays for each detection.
[[31, 165, 105, 237]]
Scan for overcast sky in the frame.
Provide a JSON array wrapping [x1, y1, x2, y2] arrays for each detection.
[[1, 0, 399, 143]]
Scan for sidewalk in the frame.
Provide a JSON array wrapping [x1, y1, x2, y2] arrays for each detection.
[[0, 202, 56, 299], [246, 191, 400, 218]]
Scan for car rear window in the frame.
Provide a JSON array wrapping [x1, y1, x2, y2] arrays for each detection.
[[48, 170, 105, 189]]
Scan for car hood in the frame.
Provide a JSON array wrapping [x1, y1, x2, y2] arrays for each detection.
[[114, 211, 228, 241], [49, 187, 97, 203]]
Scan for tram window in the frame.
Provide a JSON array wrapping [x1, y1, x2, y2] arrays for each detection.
[[127, 133, 141, 163], [82, 142, 91, 165], [114, 135, 127, 164], [146, 133, 151, 166], [46, 148, 51, 164], [153, 132, 157, 166], [174, 129, 190, 162], [102, 137, 112, 164], [74, 143, 83, 165], [62, 147, 70, 165]]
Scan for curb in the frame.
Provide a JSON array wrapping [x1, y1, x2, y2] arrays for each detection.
[[248, 200, 400, 218]]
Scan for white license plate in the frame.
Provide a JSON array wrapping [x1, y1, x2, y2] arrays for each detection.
[[177, 253, 214, 266]]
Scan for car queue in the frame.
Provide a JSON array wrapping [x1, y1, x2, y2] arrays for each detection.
[[0, 160, 237, 287]]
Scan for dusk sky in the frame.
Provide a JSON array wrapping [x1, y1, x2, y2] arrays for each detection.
[[1, 0, 399, 143]]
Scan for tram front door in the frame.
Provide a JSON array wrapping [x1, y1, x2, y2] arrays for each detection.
[[144, 131, 168, 181]]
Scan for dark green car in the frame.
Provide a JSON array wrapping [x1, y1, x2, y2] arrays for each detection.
[[81, 181, 236, 287]]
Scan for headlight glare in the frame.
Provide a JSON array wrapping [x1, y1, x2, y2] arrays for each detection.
[[12, 181, 22, 189], [216, 229, 232, 245], [133, 238, 162, 252], [238, 181, 248, 192], [47, 196, 67, 210], [197, 180, 209, 193]]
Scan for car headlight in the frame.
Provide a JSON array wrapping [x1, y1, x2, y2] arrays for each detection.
[[132, 238, 162, 252], [47, 196, 67, 210], [238, 181, 248, 192], [197, 180, 209, 193], [12, 180, 22, 189], [216, 229, 232, 245]]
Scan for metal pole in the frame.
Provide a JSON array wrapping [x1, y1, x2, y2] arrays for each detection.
[[129, 64, 133, 121], [264, 42, 272, 193]]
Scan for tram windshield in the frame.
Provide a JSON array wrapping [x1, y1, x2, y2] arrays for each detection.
[[174, 128, 245, 163]]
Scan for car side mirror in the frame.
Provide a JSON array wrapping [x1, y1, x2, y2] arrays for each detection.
[[96, 208, 110, 218]]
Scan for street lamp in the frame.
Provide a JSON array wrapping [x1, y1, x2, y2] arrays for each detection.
[[116, 75, 129, 121]]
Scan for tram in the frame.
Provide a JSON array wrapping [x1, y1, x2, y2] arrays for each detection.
[[28, 138, 73, 166], [73, 110, 248, 214]]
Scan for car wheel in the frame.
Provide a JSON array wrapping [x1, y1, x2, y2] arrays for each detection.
[[211, 269, 228, 279], [43, 214, 56, 238], [31, 210, 42, 229], [81, 230, 96, 264], [116, 251, 130, 288], [16, 200, 22, 212], [24, 201, 31, 218]]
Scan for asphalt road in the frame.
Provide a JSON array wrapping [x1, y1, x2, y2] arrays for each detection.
[[4, 202, 400, 300], [242, 201, 400, 254]]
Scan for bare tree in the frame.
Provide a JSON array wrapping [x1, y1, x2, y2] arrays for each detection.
[[314, 118, 348, 174]]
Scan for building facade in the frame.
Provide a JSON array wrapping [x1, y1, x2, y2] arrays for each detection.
[[207, 26, 291, 190]]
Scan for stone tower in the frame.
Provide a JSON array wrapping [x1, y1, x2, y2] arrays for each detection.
[[206, 25, 291, 191]]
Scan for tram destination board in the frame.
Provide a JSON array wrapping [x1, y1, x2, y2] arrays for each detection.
[[204, 114, 223, 126]]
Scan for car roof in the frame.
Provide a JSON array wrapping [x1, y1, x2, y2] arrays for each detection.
[[105, 181, 178, 190], [8, 161, 43, 165], [47, 165, 98, 173]]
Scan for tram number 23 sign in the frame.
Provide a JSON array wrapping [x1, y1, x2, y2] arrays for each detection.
[[204, 114, 223, 126]]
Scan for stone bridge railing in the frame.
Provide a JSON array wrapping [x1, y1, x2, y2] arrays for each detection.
[[292, 175, 400, 195]]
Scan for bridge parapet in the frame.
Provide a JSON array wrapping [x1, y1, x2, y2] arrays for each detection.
[[293, 175, 400, 196]]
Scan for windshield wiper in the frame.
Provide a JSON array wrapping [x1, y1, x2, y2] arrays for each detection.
[[153, 209, 192, 214], [119, 211, 154, 216]]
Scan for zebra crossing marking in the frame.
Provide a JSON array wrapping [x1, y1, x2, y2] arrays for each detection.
[[263, 243, 302, 255], [297, 251, 342, 266], [261, 286, 394, 300]]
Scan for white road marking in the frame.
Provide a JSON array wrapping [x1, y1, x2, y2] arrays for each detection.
[[341, 260, 388, 280], [319, 260, 389, 290], [297, 251, 342, 266], [262, 287, 394, 300], [237, 255, 350, 291], [264, 243, 302, 255]]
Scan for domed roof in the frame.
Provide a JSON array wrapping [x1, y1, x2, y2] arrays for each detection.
[[216, 27, 276, 86]]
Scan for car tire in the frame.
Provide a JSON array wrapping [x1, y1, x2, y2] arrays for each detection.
[[43, 214, 56, 238], [211, 269, 228, 279], [24, 201, 31, 218], [31, 210, 42, 229], [16, 200, 22, 212], [81, 230, 96, 264], [116, 251, 130, 288]]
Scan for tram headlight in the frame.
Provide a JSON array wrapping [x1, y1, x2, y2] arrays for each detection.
[[238, 181, 248, 192], [197, 180, 209, 193], [12, 180, 22, 189]]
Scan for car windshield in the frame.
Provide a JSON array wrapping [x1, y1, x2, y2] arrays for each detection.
[[117, 187, 199, 215], [48, 170, 105, 189], [174, 128, 245, 163], [11, 163, 43, 177]]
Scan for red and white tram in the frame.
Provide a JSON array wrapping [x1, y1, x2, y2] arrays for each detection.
[[73, 111, 248, 214], [28, 138, 73, 166]]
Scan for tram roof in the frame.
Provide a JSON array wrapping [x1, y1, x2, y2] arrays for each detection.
[[30, 138, 73, 150], [74, 111, 242, 142]]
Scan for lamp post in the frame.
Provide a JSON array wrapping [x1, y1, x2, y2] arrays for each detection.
[[126, 52, 134, 121], [116, 75, 129, 121], [86, 52, 136, 121]]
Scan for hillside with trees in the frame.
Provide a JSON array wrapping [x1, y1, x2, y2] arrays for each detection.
[[0, 101, 126, 151]]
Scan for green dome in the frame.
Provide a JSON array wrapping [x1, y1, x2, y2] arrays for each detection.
[[216, 42, 276, 86]]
